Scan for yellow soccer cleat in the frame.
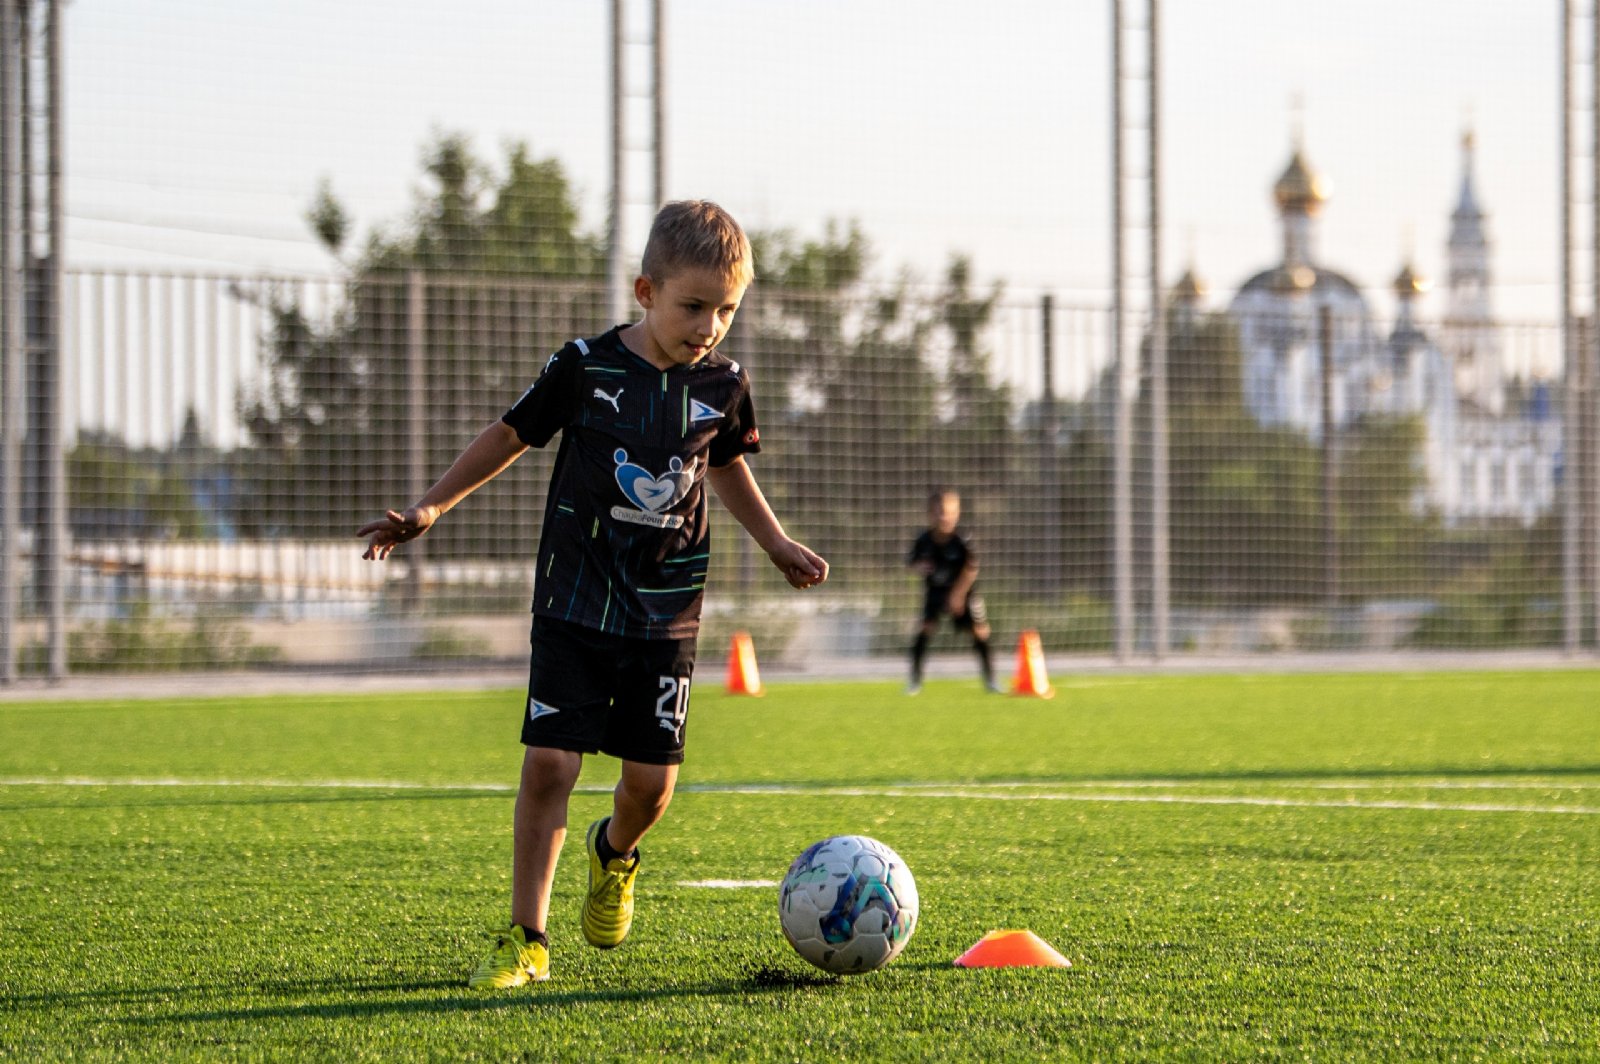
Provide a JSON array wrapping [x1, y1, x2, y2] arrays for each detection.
[[468, 925, 550, 989], [581, 818, 640, 949]]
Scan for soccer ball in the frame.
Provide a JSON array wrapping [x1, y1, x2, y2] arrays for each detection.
[[778, 834, 919, 974]]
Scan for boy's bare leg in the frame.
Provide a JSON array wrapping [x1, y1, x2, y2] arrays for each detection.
[[511, 745, 583, 932], [604, 760, 678, 855]]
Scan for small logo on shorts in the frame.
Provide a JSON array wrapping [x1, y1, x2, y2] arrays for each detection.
[[528, 698, 562, 722]]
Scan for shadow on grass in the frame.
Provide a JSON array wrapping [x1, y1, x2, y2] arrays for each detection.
[[13, 962, 1041, 1028], [111, 965, 854, 1026], [2, 976, 467, 1012]]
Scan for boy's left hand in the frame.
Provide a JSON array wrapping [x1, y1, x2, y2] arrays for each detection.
[[770, 540, 828, 590]]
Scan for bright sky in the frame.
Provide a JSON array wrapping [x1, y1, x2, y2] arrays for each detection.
[[66, 1, 1565, 325]]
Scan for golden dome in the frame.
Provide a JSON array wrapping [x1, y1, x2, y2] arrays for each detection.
[[1172, 267, 1207, 301], [1273, 149, 1328, 215], [1392, 262, 1429, 297]]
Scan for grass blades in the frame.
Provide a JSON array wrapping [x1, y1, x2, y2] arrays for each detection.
[[2, 671, 1599, 1060]]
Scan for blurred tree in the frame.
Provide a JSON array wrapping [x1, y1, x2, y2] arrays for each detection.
[[306, 177, 349, 257], [1162, 309, 1438, 604], [237, 133, 605, 553], [732, 224, 943, 595], [727, 230, 1034, 606], [68, 430, 207, 540], [1162, 309, 1323, 602], [1336, 414, 1438, 597]]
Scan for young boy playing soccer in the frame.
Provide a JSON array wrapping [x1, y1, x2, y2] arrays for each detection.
[[906, 488, 997, 695], [357, 200, 827, 988]]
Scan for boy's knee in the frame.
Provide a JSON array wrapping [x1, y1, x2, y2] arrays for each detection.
[[521, 746, 582, 797], [618, 763, 676, 812]]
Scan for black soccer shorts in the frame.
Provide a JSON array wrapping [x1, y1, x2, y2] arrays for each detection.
[[921, 587, 989, 630], [522, 615, 696, 765]]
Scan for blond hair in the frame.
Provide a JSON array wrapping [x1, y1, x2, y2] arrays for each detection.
[[640, 200, 754, 288]]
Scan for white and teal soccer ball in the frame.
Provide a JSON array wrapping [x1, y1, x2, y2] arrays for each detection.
[[778, 834, 919, 974]]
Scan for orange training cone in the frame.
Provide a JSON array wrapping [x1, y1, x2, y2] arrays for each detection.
[[1010, 630, 1054, 698], [953, 929, 1072, 969], [725, 631, 764, 696]]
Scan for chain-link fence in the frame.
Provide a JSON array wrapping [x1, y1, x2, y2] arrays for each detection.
[[2, 1, 1597, 678], [0, 262, 1582, 675]]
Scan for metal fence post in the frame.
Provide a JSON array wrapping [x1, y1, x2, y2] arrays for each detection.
[[1040, 293, 1060, 596], [1590, 0, 1600, 649], [1562, 0, 1582, 655], [0, 0, 22, 683], [42, 0, 64, 678], [406, 269, 427, 610], [1320, 304, 1339, 611], [1148, 0, 1169, 659], [1110, 0, 1134, 661]]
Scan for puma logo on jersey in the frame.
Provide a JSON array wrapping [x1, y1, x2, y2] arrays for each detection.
[[594, 387, 623, 412]]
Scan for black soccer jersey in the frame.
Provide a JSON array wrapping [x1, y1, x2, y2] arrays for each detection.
[[502, 327, 762, 639], [909, 530, 974, 591]]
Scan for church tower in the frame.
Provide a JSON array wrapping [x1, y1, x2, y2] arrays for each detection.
[[1440, 130, 1503, 413], [1273, 147, 1327, 282]]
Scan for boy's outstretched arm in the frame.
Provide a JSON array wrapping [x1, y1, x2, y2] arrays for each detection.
[[357, 419, 527, 560], [706, 457, 828, 590]]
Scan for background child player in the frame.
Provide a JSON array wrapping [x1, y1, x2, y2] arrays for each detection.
[[357, 200, 827, 989], [906, 488, 997, 695]]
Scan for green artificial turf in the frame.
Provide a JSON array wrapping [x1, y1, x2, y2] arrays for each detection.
[[2, 671, 1598, 1060]]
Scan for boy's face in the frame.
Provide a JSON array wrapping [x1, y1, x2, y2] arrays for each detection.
[[631, 266, 748, 370], [929, 494, 960, 535]]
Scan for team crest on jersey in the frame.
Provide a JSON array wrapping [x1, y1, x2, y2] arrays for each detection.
[[611, 449, 694, 528], [689, 398, 721, 424]]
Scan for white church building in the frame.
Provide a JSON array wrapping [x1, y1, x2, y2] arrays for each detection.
[[1205, 134, 1560, 527]]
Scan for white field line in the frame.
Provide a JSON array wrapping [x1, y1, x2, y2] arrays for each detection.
[[676, 879, 780, 889], [914, 778, 1600, 791], [0, 777, 521, 791], [2, 777, 1598, 815], [707, 787, 1600, 816]]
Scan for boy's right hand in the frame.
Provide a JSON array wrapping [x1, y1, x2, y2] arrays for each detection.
[[357, 505, 438, 560]]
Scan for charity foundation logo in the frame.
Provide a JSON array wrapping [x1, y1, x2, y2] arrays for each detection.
[[612, 449, 695, 528]]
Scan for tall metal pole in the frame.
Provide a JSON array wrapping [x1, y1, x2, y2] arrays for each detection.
[[1109, 0, 1134, 661], [1590, 0, 1600, 650], [0, 0, 22, 683], [1561, 0, 1581, 654], [1040, 293, 1060, 594], [1147, 0, 1169, 659], [405, 270, 427, 611], [1320, 305, 1339, 610], [42, 0, 64, 678], [607, 0, 628, 324], [652, 0, 665, 208]]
